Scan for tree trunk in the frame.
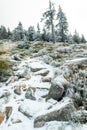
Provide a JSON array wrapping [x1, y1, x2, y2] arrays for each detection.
[[61, 27, 64, 42], [49, 0, 55, 43], [52, 22, 55, 43]]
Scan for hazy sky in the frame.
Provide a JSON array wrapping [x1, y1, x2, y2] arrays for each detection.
[[0, 0, 87, 38]]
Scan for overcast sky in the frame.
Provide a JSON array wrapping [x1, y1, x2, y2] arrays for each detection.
[[0, 0, 87, 38]]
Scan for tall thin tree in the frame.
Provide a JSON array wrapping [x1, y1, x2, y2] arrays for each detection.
[[41, 0, 56, 43], [56, 5, 68, 42]]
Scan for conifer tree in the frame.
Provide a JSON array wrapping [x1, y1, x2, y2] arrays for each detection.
[[0, 25, 8, 39], [41, 0, 56, 43], [80, 34, 86, 43], [56, 5, 68, 42], [12, 22, 24, 41], [27, 26, 36, 41], [73, 30, 81, 43], [7, 28, 12, 39], [36, 23, 41, 41]]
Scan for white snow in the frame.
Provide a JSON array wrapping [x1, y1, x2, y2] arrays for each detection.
[[65, 58, 87, 64], [0, 57, 87, 130], [19, 99, 51, 117]]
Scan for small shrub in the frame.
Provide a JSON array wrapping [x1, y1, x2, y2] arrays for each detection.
[[0, 58, 11, 82], [17, 42, 30, 49]]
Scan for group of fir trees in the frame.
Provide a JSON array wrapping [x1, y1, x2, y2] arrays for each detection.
[[41, 0, 86, 43], [0, 26, 11, 39], [0, 0, 86, 43], [41, 1, 68, 43]]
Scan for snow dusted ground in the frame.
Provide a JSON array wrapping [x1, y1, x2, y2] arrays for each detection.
[[0, 42, 87, 130], [0, 57, 54, 130]]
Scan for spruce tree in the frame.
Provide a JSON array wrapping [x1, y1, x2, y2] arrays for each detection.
[[67, 33, 74, 44], [73, 30, 81, 43], [56, 5, 68, 42], [36, 23, 41, 41], [27, 26, 36, 41], [0, 25, 8, 39], [80, 34, 86, 43], [7, 28, 12, 39], [12, 22, 24, 41], [41, 0, 56, 43]]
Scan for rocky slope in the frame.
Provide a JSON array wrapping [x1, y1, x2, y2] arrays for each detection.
[[0, 41, 87, 130]]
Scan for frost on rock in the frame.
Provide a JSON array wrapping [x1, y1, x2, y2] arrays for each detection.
[[18, 99, 51, 117], [1, 41, 87, 130]]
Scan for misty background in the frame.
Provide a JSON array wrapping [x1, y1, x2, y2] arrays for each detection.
[[0, 0, 87, 38]]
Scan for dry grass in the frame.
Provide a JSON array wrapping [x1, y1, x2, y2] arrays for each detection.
[[0, 42, 14, 55], [0, 58, 10, 70], [0, 42, 14, 81], [0, 43, 13, 71]]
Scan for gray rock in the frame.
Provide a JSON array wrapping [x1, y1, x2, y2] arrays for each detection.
[[25, 87, 36, 100], [54, 75, 70, 90], [30, 63, 45, 72], [47, 75, 70, 101], [47, 80, 64, 101], [34, 99, 75, 128], [18, 106, 32, 118], [51, 61, 61, 67], [5, 106, 12, 121], [37, 48, 48, 56], [0, 90, 10, 99], [16, 68, 31, 79], [14, 86, 21, 95], [13, 55, 21, 61], [35, 69, 49, 76], [18, 100, 51, 118], [6, 76, 18, 85], [42, 77, 51, 82], [42, 55, 52, 64]]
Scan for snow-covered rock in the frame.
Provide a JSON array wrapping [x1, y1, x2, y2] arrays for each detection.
[[34, 98, 76, 128], [47, 79, 64, 101], [1, 41, 87, 130], [18, 99, 51, 118], [0, 89, 10, 99], [54, 75, 70, 90], [47, 75, 70, 101], [30, 62, 45, 72], [35, 69, 49, 76], [14, 82, 29, 95], [65, 58, 87, 65], [25, 87, 36, 100]]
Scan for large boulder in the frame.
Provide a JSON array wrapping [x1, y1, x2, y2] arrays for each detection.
[[18, 100, 51, 118], [47, 80, 64, 101], [34, 98, 76, 128], [47, 75, 70, 101], [54, 75, 70, 90]]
